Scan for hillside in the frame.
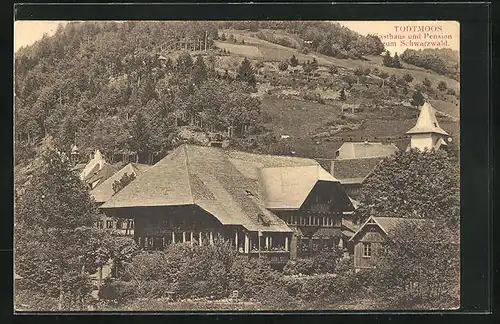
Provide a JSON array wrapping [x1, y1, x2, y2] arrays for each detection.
[[14, 21, 460, 171]]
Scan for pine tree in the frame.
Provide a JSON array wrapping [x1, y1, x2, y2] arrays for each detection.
[[236, 57, 256, 87], [290, 55, 299, 67], [339, 88, 347, 101], [191, 55, 208, 86], [382, 51, 393, 67], [15, 146, 100, 310], [411, 90, 426, 107], [129, 113, 150, 160], [176, 51, 194, 74], [392, 53, 403, 68], [310, 57, 319, 70]]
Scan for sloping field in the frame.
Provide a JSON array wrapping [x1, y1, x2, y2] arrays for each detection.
[[430, 99, 460, 119], [226, 29, 459, 92], [214, 41, 263, 58], [260, 95, 459, 159]]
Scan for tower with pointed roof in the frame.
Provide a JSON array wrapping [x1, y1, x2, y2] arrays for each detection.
[[70, 144, 80, 166], [406, 102, 449, 151]]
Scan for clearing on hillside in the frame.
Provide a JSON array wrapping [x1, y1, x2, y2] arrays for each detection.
[[214, 41, 263, 58]]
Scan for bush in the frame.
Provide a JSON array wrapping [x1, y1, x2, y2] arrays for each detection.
[[403, 73, 414, 83], [437, 81, 448, 91], [278, 60, 289, 71], [303, 91, 324, 104], [446, 88, 456, 96], [99, 278, 138, 304], [119, 240, 238, 300], [256, 281, 298, 309], [228, 257, 281, 300]]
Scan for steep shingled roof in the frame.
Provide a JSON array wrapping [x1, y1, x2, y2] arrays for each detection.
[[259, 165, 343, 209], [332, 157, 385, 185], [406, 102, 449, 136], [349, 216, 427, 242], [101, 144, 353, 233], [91, 163, 151, 204], [85, 162, 125, 188]]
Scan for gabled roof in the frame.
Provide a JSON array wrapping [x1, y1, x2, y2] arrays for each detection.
[[85, 162, 125, 188], [80, 149, 106, 180], [102, 145, 348, 233], [336, 142, 398, 160], [406, 102, 449, 136], [342, 218, 359, 233], [259, 165, 341, 209], [91, 163, 151, 204], [332, 157, 386, 184], [349, 216, 427, 242]]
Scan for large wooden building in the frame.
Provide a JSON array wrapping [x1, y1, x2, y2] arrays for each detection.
[[91, 162, 151, 235], [100, 144, 354, 263]]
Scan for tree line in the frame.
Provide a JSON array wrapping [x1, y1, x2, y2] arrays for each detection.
[[400, 48, 459, 81], [222, 21, 385, 59]]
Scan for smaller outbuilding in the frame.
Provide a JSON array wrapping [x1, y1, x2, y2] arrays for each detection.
[[349, 216, 427, 272]]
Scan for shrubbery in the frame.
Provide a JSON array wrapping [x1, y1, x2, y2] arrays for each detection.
[[100, 241, 298, 308]]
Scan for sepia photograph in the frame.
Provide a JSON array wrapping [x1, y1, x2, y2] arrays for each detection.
[[13, 20, 460, 312]]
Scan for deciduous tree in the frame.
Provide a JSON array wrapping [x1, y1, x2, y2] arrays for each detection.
[[357, 149, 459, 226]]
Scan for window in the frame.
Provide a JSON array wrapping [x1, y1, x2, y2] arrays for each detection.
[[128, 220, 134, 229], [362, 243, 372, 257], [106, 220, 113, 229], [97, 220, 104, 229]]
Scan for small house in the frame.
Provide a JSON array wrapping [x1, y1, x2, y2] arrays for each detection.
[[349, 216, 426, 272]]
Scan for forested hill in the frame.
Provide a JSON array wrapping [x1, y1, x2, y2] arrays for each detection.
[[14, 21, 386, 166], [15, 21, 459, 169]]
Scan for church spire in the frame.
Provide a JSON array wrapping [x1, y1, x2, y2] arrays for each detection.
[[406, 102, 449, 136], [406, 102, 449, 151]]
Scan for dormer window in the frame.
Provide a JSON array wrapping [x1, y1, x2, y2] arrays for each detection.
[[245, 190, 253, 196], [258, 213, 271, 226]]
